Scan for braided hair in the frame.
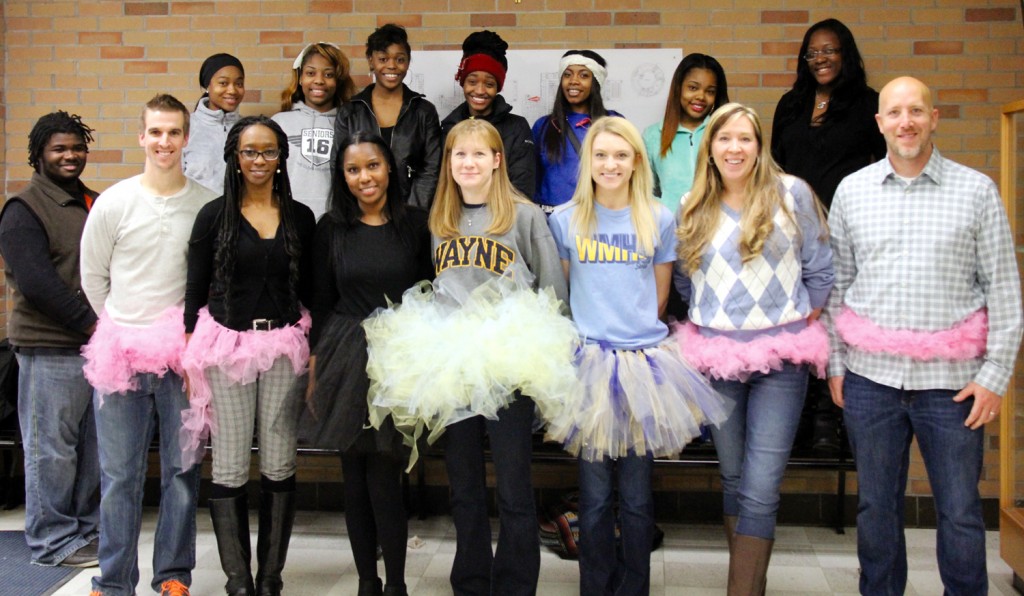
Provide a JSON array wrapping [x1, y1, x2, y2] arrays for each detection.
[[28, 111, 94, 171], [213, 115, 304, 322]]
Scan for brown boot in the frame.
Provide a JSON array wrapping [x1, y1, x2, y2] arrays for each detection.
[[727, 534, 773, 596], [723, 515, 738, 552]]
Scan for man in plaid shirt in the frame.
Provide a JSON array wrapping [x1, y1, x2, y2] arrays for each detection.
[[824, 76, 1023, 594]]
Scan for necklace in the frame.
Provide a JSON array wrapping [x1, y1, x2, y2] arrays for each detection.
[[815, 93, 829, 110]]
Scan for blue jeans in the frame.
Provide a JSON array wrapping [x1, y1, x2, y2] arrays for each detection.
[[710, 363, 807, 540], [92, 372, 200, 595], [578, 451, 653, 596], [843, 371, 987, 595], [444, 395, 539, 596], [17, 352, 100, 565]]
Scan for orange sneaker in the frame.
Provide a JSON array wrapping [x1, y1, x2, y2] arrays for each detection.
[[159, 579, 190, 596], [89, 591, 103, 596]]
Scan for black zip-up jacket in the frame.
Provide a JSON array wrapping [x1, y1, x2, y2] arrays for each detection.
[[335, 84, 442, 209], [441, 94, 537, 198]]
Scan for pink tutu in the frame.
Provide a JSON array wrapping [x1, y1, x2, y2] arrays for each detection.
[[674, 320, 829, 382], [834, 307, 986, 361], [179, 308, 310, 467], [82, 307, 186, 399]]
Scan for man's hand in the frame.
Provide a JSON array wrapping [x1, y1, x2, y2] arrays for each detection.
[[828, 375, 845, 408], [954, 382, 1002, 430]]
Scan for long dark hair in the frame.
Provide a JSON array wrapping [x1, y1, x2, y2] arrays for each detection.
[[327, 132, 419, 259], [214, 115, 303, 320], [778, 18, 869, 126], [542, 49, 609, 163], [658, 53, 729, 158]]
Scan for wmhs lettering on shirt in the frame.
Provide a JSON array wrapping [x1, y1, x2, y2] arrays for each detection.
[[434, 236, 516, 276], [575, 234, 651, 269]]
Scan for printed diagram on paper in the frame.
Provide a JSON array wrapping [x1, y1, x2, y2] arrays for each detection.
[[408, 49, 683, 132]]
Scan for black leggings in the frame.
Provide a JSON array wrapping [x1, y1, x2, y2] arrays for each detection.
[[340, 452, 407, 586]]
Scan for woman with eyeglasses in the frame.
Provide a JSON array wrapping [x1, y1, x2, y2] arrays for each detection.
[[771, 18, 884, 209], [770, 18, 884, 459], [181, 115, 316, 596]]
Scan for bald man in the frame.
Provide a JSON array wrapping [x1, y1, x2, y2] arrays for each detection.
[[823, 76, 1022, 593]]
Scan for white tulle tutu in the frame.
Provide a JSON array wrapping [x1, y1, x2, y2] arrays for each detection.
[[545, 338, 728, 461], [363, 275, 578, 458]]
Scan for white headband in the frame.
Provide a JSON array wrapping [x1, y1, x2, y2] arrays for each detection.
[[292, 42, 341, 70], [558, 54, 607, 88]]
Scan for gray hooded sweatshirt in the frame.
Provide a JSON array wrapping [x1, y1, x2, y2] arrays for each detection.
[[272, 102, 337, 221], [183, 98, 241, 195]]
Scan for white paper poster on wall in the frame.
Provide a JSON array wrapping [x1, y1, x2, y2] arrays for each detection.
[[405, 49, 683, 132]]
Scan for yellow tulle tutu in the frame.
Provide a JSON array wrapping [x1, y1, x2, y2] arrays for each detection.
[[363, 275, 579, 466]]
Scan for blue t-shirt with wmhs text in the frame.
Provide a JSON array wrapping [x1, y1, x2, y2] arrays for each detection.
[[548, 201, 677, 350]]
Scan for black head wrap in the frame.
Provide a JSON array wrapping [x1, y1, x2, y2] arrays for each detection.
[[199, 53, 244, 89]]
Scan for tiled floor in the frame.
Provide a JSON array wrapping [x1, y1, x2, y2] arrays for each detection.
[[0, 506, 1017, 595]]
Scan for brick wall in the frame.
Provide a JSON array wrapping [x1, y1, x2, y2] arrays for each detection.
[[2, 0, 1022, 502]]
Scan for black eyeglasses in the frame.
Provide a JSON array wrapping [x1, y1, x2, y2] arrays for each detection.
[[238, 149, 281, 161], [803, 48, 841, 61]]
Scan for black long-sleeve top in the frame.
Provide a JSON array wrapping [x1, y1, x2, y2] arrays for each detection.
[[184, 196, 316, 333], [771, 88, 886, 208], [309, 208, 433, 347], [0, 194, 98, 345]]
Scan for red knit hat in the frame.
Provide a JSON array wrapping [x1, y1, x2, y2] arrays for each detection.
[[455, 53, 507, 92]]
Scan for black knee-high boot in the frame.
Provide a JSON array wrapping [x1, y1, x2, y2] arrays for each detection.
[[209, 491, 255, 596], [255, 476, 296, 596]]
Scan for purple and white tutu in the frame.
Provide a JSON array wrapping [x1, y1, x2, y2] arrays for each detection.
[[178, 307, 310, 468], [674, 320, 829, 382], [545, 338, 728, 462], [82, 306, 186, 400]]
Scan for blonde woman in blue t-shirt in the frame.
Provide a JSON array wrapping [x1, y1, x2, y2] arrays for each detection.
[[547, 116, 725, 595]]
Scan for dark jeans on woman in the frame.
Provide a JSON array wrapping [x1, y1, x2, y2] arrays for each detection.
[[709, 363, 808, 540], [578, 451, 654, 596], [444, 395, 539, 596]]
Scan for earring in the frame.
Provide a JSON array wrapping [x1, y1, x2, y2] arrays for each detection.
[[276, 169, 281, 174], [236, 168, 241, 174]]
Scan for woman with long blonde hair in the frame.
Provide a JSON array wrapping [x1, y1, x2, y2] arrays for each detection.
[[674, 103, 834, 593], [363, 119, 576, 595], [546, 116, 725, 595]]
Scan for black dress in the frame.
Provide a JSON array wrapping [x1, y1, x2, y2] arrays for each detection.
[[771, 89, 886, 208], [299, 210, 432, 454]]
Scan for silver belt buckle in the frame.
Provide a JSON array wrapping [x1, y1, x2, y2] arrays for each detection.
[[252, 318, 272, 331]]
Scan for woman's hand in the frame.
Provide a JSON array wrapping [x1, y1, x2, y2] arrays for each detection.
[[305, 356, 318, 417], [183, 333, 192, 400]]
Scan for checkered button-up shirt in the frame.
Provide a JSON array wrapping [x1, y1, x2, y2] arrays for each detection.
[[823, 148, 1023, 394]]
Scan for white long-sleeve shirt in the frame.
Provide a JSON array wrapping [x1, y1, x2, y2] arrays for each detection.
[[80, 175, 215, 327]]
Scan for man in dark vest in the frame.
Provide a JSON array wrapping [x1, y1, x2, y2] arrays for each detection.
[[0, 111, 100, 567]]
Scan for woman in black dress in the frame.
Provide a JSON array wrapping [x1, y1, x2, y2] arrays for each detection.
[[771, 18, 885, 209], [302, 132, 432, 596]]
